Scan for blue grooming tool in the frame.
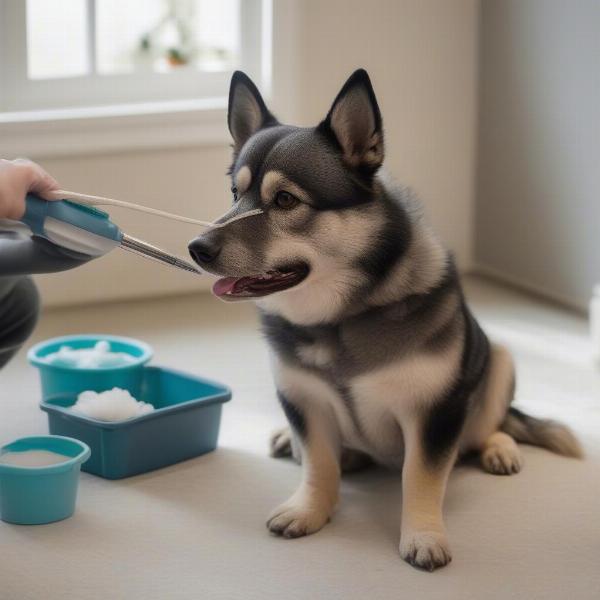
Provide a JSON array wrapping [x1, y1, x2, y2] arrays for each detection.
[[22, 195, 122, 257], [0, 194, 201, 275]]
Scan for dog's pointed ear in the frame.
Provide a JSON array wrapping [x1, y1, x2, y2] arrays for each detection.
[[228, 71, 278, 152], [319, 69, 384, 173]]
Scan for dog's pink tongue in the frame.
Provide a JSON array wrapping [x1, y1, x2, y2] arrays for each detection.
[[213, 277, 238, 296]]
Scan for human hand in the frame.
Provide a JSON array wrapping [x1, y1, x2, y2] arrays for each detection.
[[0, 158, 59, 220]]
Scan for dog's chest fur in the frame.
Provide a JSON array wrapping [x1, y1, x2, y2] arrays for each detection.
[[260, 287, 466, 466]]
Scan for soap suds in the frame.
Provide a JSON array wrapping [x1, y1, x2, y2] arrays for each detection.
[[0, 450, 69, 467], [72, 387, 154, 421], [42, 340, 136, 369]]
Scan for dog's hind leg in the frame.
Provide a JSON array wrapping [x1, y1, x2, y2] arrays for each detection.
[[480, 431, 523, 475], [461, 343, 523, 474], [475, 344, 523, 475], [267, 393, 341, 539], [269, 426, 300, 462]]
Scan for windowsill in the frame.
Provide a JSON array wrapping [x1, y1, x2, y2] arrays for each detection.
[[0, 97, 230, 158]]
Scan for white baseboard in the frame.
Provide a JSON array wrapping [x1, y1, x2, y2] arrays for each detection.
[[469, 262, 586, 313]]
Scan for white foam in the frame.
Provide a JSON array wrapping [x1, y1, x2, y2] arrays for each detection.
[[0, 449, 69, 467], [43, 340, 136, 369], [72, 387, 154, 422]]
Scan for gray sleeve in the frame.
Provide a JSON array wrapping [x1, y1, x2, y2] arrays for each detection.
[[0, 233, 93, 276]]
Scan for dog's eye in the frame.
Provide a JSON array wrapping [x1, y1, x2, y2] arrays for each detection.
[[274, 191, 298, 210], [231, 186, 238, 202]]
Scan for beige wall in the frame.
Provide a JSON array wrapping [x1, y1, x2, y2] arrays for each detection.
[[32, 0, 479, 306], [292, 0, 479, 269]]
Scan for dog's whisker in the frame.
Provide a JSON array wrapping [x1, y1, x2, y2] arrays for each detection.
[[207, 208, 264, 228]]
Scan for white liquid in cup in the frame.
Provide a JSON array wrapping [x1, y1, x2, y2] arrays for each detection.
[[0, 450, 70, 467]]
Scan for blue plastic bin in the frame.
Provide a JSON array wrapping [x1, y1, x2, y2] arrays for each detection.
[[0, 436, 90, 525], [28, 334, 153, 400], [40, 366, 231, 479]]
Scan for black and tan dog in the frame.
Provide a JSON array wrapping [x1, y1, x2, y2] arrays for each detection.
[[189, 69, 582, 571]]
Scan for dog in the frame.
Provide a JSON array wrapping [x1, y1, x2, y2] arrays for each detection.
[[188, 69, 582, 571]]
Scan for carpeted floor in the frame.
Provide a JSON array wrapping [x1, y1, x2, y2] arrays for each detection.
[[1, 276, 599, 600]]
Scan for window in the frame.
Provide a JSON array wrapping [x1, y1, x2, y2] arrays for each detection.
[[0, 0, 269, 113]]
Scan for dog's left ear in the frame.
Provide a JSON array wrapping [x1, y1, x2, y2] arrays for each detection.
[[319, 69, 384, 173], [228, 71, 278, 152]]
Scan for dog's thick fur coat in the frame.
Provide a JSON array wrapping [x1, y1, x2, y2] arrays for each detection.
[[189, 69, 582, 571]]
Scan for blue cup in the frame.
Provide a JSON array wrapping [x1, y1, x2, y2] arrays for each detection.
[[0, 435, 90, 525], [28, 334, 153, 400]]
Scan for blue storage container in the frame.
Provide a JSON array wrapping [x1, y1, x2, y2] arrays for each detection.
[[28, 334, 153, 399], [40, 366, 231, 479]]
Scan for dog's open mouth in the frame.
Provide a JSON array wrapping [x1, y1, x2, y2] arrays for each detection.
[[212, 263, 310, 300]]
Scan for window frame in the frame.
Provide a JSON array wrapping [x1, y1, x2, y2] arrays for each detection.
[[0, 0, 277, 158], [0, 0, 266, 112]]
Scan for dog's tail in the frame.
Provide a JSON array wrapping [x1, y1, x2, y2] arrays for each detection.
[[500, 407, 583, 458]]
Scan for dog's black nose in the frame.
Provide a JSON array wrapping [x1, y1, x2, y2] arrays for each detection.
[[188, 238, 221, 264]]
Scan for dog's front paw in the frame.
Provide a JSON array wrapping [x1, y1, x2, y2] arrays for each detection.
[[399, 530, 452, 571], [266, 500, 331, 538]]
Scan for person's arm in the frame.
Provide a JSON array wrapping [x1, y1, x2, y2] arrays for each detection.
[[0, 158, 93, 276], [0, 158, 60, 219]]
